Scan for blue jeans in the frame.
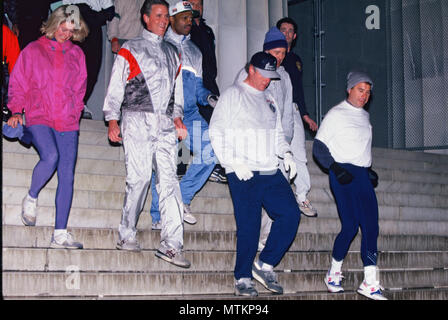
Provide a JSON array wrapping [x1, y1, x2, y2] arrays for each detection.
[[151, 112, 216, 220], [227, 170, 300, 280], [330, 163, 379, 266]]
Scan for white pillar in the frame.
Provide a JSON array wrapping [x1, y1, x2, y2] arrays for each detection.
[[247, 0, 269, 60], [216, 0, 247, 90]]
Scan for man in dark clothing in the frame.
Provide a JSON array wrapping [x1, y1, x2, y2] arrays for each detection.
[[277, 17, 318, 132], [14, 0, 54, 49], [186, 0, 226, 184]]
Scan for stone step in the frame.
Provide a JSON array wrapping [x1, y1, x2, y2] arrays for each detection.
[[4, 226, 447, 252], [3, 269, 447, 297], [4, 288, 448, 300], [4, 152, 448, 190], [3, 184, 448, 225], [4, 160, 448, 200], [4, 136, 448, 177], [4, 203, 448, 235], [3, 247, 447, 273]]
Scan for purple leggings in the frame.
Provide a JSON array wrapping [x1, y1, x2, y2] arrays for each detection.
[[27, 125, 79, 229]]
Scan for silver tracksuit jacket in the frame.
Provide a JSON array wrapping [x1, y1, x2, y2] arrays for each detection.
[[103, 29, 185, 249]]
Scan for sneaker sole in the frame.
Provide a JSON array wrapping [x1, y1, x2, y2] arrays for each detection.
[[50, 243, 83, 250], [116, 244, 141, 252], [21, 213, 36, 227], [301, 211, 318, 218], [155, 251, 191, 268], [184, 218, 197, 225], [234, 289, 258, 297], [356, 288, 387, 300], [252, 268, 283, 294]]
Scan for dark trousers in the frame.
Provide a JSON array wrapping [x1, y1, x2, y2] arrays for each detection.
[[330, 163, 379, 266], [227, 170, 300, 280]]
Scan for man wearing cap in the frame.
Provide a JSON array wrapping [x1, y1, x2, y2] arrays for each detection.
[[103, 0, 191, 268], [277, 17, 318, 218], [209, 51, 301, 296], [149, 0, 218, 226], [312, 71, 387, 300]]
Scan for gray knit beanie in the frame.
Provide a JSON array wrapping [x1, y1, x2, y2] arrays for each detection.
[[346, 71, 373, 92]]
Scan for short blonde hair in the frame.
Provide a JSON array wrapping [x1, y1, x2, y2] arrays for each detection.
[[41, 5, 89, 42]]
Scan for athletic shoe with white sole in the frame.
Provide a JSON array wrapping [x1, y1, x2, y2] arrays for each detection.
[[252, 261, 283, 294], [234, 278, 258, 296], [324, 271, 345, 293], [357, 280, 388, 300], [155, 244, 191, 268], [299, 199, 318, 217], [50, 232, 83, 249], [116, 238, 142, 252], [183, 204, 197, 225], [151, 221, 162, 230], [21, 194, 37, 226]]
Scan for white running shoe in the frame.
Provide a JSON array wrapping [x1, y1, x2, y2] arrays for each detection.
[[50, 231, 83, 249], [183, 204, 197, 225], [21, 194, 37, 226], [324, 271, 345, 293], [299, 199, 318, 217], [357, 280, 388, 300], [151, 221, 162, 230], [155, 243, 191, 268]]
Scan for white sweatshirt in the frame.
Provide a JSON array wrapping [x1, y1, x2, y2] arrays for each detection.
[[235, 66, 295, 142], [209, 78, 291, 173], [315, 100, 372, 167], [107, 0, 145, 41]]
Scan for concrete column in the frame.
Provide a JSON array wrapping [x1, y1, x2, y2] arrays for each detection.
[[217, 0, 247, 90], [247, 0, 269, 59]]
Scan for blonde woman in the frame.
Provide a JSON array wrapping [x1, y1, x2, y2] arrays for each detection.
[[7, 5, 89, 249]]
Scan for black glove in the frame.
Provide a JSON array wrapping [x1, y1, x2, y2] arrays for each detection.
[[330, 163, 353, 185], [368, 168, 379, 188]]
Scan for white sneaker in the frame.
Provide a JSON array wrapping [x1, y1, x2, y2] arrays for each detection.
[[152, 221, 162, 230], [183, 204, 197, 225], [299, 199, 318, 217], [324, 271, 345, 293], [21, 194, 37, 226], [155, 243, 191, 268], [357, 280, 388, 300], [50, 231, 83, 249]]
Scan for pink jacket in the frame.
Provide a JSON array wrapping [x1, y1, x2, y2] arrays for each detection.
[[8, 36, 87, 132]]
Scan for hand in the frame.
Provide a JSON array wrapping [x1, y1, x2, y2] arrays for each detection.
[[207, 94, 219, 108], [174, 117, 187, 141], [303, 115, 318, 132], [7, 114, 23, 128], [108, 120, 122, 143], [330, 162, 353, 185], [368, 168, 379, 188], [283, 152, 297, 179], [232, 163, 253, 181], [111, 40, 121, 53]]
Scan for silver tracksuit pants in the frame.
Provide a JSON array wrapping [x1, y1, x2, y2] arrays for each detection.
[[118, 112, 184, 250]]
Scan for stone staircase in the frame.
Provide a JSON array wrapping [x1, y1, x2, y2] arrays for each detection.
[[2, 119, 448, 300]]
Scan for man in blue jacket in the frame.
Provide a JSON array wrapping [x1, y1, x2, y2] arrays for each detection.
[[151, 1, 218, 225]]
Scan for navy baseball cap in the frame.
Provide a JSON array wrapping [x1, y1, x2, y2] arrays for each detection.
[[250, 52, 280, 80]]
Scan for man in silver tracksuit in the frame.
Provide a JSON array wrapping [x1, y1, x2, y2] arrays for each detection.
[[103, 0, 190, 268]]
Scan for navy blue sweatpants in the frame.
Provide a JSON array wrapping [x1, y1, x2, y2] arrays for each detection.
[[329, 164, 379, 266], [227, 170, 300, 280]]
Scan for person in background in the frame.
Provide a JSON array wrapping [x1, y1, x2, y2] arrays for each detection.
[[7, 5, 88, 249], [210, 52, 300, 297], [313, 71, 386, 300], [277, 17, 318, 218], [103, 0, 190, 269], [150, 0, 218, 226], [62, 0, 115, 119], [188, 0, 227, 184], [107, 0, 145, 54], [2, 24, 21, 122]]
